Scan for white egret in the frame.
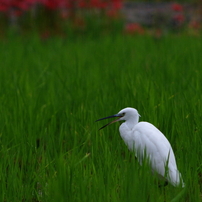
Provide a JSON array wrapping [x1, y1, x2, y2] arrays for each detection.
[[96, 107, 184, 187]]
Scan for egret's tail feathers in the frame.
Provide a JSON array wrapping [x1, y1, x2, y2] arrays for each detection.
[[168, 169, 185, 188]]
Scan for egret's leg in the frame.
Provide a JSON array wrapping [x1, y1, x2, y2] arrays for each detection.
[[163, 186, 166, 202]]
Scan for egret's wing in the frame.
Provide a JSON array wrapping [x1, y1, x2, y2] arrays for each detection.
[[131, 122, 182, 186]]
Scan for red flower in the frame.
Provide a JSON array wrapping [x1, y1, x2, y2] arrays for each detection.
[[189, 20, 201, 29], [0, 2, 8, 12], [42, 0, 58, 10], [173, 14, 185, 23], [171, 3, 183, 12], [111, 0, 122, 10], [89, 0, 107, 9], [40, 0, 68, 9], [78, 0, 88, 8], [125, 23, 145, 35]]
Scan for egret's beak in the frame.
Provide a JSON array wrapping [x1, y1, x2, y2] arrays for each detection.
[[96, 114, 123, 130]]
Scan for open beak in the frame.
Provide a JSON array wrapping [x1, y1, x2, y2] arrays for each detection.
[[96, 114, 123, 130]]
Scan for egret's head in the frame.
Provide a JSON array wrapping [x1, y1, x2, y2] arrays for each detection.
[[96, 107, 140, 130], [118, 107, 140, 121]]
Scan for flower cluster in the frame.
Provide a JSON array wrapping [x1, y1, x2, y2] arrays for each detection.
[[0, 0, 124, 36], [0, 1, 200, 37], [0, 0, 122, 16], [170, 2, 185, 27]]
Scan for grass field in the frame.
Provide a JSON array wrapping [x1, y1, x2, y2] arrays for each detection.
[[0, 34, 202, 201]]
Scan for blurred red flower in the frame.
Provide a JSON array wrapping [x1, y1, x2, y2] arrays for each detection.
[[0, 2, 8, 12], [89, 0, 107, 9], [125, 23, 145, 35], [173, 14, 185, 23], [111, 0, 122, 10], [0, 0, 37, 13], [189, 20, 201, 30], [171, 3, 183, 12], [41, 0, 58, 10], [0, 0, 124, 12], [78, 0, 88, 8]]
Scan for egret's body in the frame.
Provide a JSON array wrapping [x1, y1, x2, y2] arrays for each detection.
[[96, 107, 184, 187]]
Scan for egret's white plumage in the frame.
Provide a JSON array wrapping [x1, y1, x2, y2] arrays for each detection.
[[96, 107, 184, 187]]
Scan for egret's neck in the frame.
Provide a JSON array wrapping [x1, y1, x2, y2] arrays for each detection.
[[125, 116, 139, 130]]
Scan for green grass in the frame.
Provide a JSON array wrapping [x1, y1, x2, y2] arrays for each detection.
[[0, 34, 202, 201]]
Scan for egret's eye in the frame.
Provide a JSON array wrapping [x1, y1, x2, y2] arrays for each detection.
[[122, 113, 125, 116]]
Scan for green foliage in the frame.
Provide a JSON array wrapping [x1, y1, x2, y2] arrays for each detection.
[[0, 34, 202, 201]]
